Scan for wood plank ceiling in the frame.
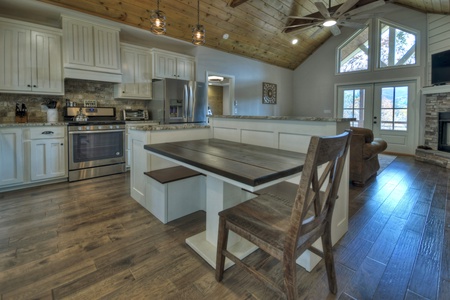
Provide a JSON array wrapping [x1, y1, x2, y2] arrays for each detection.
[[38, 0, 450, 70]]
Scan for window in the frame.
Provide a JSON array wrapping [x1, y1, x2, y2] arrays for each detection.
[[342, 89, 366, 127], [378, 21, 417, 68], [338, 26, 369, 73], [380, 86, 408, 131]]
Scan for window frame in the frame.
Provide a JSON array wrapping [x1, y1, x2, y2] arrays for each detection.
[[336, 21, 372, 75], [374, 18, 420, 71]]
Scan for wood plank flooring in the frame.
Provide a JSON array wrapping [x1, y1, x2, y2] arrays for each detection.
[[0, 155, 449, 299]]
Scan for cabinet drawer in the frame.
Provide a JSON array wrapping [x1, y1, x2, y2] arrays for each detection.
[[28, 127, 65, 139]]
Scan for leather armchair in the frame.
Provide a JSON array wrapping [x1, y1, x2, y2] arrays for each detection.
[[350, 127, 388, 186]]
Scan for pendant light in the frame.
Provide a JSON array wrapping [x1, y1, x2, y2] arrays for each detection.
[[192, 0, 205, 45], [150, 0, 166, 35]]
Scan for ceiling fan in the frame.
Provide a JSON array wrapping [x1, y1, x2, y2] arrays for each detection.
[[284, 0, 385, 36]]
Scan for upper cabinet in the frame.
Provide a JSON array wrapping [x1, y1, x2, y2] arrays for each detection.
[[114, 43, 152, 99], [153, 49, 195, 81], [0, 17, 63, 95], [62, 15, 121, 83]]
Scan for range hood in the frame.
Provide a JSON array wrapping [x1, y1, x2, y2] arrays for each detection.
[[64, 68, 122, 83]]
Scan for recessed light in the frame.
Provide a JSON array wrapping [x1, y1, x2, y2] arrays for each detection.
[[223, 33, 229, 40], [292, 38, 299, 45]]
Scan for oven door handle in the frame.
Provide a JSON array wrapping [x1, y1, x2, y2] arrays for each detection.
[[68, 129, 125, 134]]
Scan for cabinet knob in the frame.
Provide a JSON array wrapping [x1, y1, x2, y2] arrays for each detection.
[[27, 84, 31, 87], [33, 85, 37, 88], [60, 143, 64, 146], [42, 131, 54, 135]]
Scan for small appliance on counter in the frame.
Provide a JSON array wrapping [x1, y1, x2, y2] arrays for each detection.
[[122, 109, 149, 121], [15, 103, 28, 123]]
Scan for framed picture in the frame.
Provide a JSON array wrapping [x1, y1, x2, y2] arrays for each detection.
[[262, 82, 277, 104]]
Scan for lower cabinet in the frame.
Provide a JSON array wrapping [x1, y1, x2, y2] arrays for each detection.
[[0, 128, 24, 187], [27, 126, 67, 181], [30, 139, 66, 181], [0, 126, 67, 191]]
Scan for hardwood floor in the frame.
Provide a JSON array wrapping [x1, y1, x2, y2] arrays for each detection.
[[0, 155, 448, 299]]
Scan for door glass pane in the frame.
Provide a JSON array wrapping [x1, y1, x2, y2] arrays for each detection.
[[342, 89, 365, 127], [380, 86, 408, 131]]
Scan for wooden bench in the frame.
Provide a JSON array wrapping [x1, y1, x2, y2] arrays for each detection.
[[144, 166, 205, 224]]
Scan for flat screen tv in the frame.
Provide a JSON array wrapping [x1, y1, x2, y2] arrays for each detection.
[[432, 49, 450, 85]]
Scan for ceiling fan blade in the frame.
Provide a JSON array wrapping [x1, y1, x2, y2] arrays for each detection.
[[315, 2, 331, 18], [287, 24, 321, 34], [284, 22, 321, 29], [344, 13, 382, 20], [332, 0, 359, 18], [330, 25, 341, 36], [288, 16, 323, 21], [309, 27, 324, 39], [338, 21, 367, 29], [343, 0, 386, 18]]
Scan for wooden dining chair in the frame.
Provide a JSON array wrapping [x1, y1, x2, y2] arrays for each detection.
[[215, 130, 352, 299]]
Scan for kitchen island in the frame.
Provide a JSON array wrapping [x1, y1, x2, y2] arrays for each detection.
[[128, 123, 211, 204], [135, 116, 353, 272], [206, 115, 354, 271]]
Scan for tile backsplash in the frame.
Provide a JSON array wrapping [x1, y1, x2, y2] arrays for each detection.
[[0, 79, 154, 123]]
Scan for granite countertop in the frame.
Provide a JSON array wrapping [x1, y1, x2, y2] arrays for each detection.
[[209, 115, 356, 122], [128, 123, 210, 131], [0, 122, 68, 128]]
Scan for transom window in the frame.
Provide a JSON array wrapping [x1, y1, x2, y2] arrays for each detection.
[[380, 86, 408, 131], [338, 27, 369, 73], [378, 21, 417, 68]]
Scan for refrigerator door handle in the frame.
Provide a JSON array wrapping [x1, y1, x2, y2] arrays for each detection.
[[183, 84, 189, 120], [188, 85, 194, 120]]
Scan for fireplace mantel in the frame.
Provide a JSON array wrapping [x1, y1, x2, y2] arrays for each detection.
[[422, 85, 450, 94]]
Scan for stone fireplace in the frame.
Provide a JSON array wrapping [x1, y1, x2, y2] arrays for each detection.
[[416, 88, 450, 168]]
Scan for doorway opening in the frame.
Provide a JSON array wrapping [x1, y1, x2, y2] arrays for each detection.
[[206, 72, 235, 116]]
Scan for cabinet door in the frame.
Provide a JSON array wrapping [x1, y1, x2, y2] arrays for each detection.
[[0, 128, 24, 186], [30, 139, 66, 181], [0, 24, 31, 91], [154, 52, 177, 78], [120, 48, 138, 96], [93, 26, 120, 70], [176, 57, 194, 80], [63, 18, 94, 67], [135, 51, 152, 97], [31, 31, 63, 93]]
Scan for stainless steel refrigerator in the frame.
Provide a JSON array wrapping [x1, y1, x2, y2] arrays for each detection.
[[151, 78, 207, 124]]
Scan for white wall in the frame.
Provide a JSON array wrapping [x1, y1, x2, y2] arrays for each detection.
[[292, 4, 427, 117], [193, 47, 294, 116]]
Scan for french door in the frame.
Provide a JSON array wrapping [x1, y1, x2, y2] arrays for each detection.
[[337, 81, 417, 154]]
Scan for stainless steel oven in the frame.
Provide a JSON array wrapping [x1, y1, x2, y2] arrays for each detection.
[[65, 107, 126, 182]]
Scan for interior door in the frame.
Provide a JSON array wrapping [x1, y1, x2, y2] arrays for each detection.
[[337, 81, 417, 155]]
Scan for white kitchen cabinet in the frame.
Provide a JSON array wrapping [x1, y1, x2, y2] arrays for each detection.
[[0, 17, 63, 94], [62, 15, 121, 82], [152, 49, 195, 81], [115, 43, 152, 99], [0, 128, 24, 187], [26, 127, 67, 181]]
